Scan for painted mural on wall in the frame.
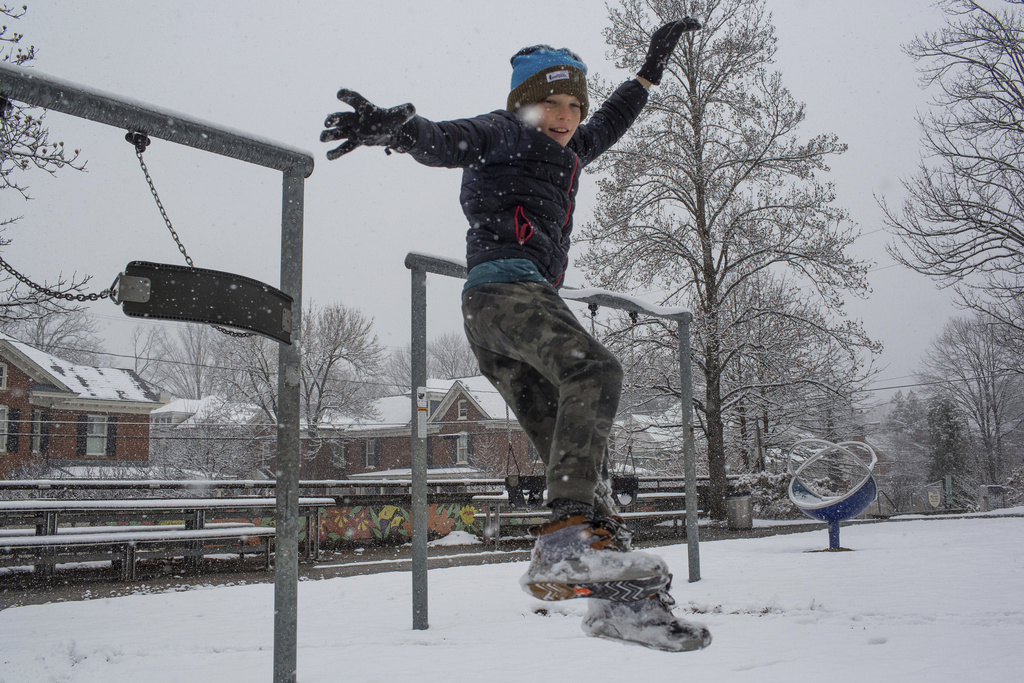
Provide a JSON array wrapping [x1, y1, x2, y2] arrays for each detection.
[[228, 503, 480, 544], [317, 503, 481, 543]]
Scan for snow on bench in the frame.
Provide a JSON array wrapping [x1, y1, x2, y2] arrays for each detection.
[[0, 525, 276, 580]]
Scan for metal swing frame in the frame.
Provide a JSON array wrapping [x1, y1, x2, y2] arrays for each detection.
[[405, 252, 702, 633], [1, 62, 313, 683]]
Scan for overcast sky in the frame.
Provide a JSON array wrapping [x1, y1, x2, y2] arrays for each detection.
[[6, 0, 955, 400]]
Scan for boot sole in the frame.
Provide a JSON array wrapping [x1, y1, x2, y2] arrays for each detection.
[[586, 624, 712, 652], [525, 573, 670, 602]]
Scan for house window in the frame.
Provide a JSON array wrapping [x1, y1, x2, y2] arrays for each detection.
[[456, 433, 469, 465], [0, 405, 7, 452], [86, 415, 108, 456], [0, 363, 7, 390], [30, 409, 42, 454], [458, 400, 468, 420], [363, 439, 379, 468]]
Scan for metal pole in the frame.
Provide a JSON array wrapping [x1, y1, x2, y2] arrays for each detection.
[[828, 521, 841, 550], [0, 62, 312, 174], [409, 266, 429, 630], [273, 170, 305, 682], [678, 313, 701, 582]]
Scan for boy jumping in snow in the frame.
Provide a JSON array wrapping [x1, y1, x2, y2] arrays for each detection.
[[322, 18, 710, 651]]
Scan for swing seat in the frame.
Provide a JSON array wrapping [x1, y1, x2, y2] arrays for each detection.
[[505, 475, 546, 509], [612, 475, 640, 506], [115, 261, 294, 344]]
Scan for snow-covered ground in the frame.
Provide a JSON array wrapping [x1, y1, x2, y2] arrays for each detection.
[[2, 513, 1022, 682]]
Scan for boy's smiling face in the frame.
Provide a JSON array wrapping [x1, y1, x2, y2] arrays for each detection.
[[524, 93, 583, 146]]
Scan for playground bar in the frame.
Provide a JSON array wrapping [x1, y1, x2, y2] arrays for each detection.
[[1, 61, 313, 683], [0, 62, 313, 175]]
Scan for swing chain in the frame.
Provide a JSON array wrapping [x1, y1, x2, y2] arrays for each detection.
[[125, 132, 255, 339], [127, 131, 194, 268], [0, 253, 112, 302]]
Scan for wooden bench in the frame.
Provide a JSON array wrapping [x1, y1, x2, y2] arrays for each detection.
[[0, 525, 276, 580]]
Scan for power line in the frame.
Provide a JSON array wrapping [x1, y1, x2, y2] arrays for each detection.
[[13, 321, 1023, 406], [864, 368, 1024, 394]]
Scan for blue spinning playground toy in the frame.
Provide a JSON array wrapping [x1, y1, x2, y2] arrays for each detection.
[[787, 439, 878, 550]]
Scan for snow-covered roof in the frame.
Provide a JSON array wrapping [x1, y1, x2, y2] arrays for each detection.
[[151, 396, 261, 426], [615, 410, 685, 445], [443, 375, 510, 419], [322, 375, 511, 432], [348, 466, 491, 480], [32, 464, 166, 479], [151, 397, 212, 417], [0, 332, 162, 404]]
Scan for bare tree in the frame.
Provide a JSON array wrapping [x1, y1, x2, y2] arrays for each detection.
[[220, 301, 384, 426], [717, 272, 877, 462], [127, 324, 166, 380], [1, 303, 106, 363], [300, 301, 384, 426], [216, 302, 384, 475], [881, 0, 1024, 328], [428, 331, 479, 380], [1, 4, 91, 322], [220, 333, 279, 421], [150, 325, 226, 400], [916, 314, 1024, 483], [380, 344, 413, 394], [380, 332, 480, 394], [578, 0, 874, 517]]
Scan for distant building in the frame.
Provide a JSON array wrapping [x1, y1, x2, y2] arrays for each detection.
[[149, 396, 270, 478], [610, 411, 688, 476], [309, 376, 536, 480], [0, 332, 164, 479]]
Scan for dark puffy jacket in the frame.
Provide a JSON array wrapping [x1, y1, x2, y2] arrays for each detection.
[[396, 79, 648, 287]]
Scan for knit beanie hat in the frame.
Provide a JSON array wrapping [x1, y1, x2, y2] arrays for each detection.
[[507, 45, 589, 120]]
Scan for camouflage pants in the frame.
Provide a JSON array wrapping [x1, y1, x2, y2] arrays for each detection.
[[462, 281, 622, 509]]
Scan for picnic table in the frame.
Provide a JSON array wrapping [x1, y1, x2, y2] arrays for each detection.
[[0, 496, 334, 578]]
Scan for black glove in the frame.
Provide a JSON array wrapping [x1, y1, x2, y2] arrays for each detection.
[[636, 17, 702, 85], [320, 89, 417, 160]]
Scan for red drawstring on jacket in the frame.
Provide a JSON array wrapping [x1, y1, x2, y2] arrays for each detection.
[[515, 205, 534, 245]]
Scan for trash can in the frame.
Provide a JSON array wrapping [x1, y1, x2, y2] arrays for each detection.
[[726, 492, 752, 530]]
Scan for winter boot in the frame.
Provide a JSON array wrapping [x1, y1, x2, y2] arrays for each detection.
[[582, 590, 712, 652], [520, 515, 671, 602]]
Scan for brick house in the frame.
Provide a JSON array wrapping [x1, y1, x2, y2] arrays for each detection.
[[321, 376, 537, 480], [0, 332, 164, 479]]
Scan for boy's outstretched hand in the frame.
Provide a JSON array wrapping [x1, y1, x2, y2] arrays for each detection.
[[637, 17, 702, 86], [321, 89, 416, 160]]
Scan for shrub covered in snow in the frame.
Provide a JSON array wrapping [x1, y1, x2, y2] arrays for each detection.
[[735, 471, 801, 519], [1006, 467, 1024, 507]]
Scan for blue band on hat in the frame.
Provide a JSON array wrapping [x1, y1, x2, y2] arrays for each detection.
[[510, 48, 588, 90]]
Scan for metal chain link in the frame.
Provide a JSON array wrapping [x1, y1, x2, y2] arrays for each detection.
[[128, 132, 254, 338], [210, 323, 257, 338], [133, 144, 194, 268], [0, 253, 112, 301]]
